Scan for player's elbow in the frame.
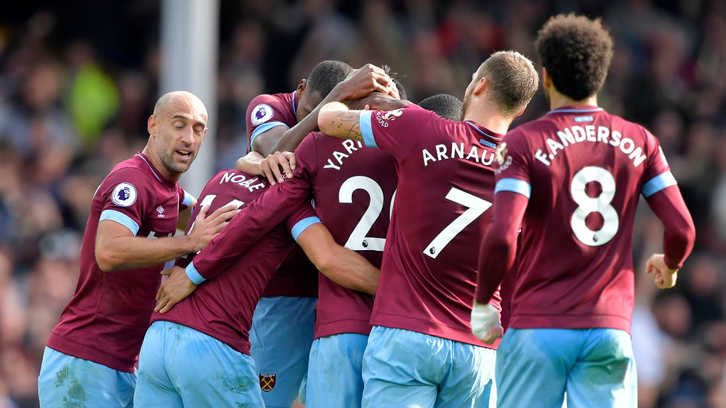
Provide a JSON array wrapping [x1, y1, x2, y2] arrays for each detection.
[[95, 245, 121, 272]]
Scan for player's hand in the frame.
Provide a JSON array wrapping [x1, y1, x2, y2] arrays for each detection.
[[646, 253, 679, 289], [260, 151, 296, 185], [155, 266, 197, 313], [351, 92, 410, 111], [187, 204, 240, 252], [330, 64, 398, 102], [471, 301, 503, 344]]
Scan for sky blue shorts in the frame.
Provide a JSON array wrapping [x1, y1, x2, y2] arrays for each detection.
[[362, 326, 496, 408], [38, 346, 136, 408], [496, 328, 637, 408], [133, 320, 263, 408], [306, 333, 368, 408], [249, 296, 316, 407]]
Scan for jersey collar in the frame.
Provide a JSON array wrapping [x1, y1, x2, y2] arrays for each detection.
[[547, 105, 604, 115]]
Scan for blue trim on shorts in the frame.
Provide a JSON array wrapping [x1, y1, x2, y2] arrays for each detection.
[[642, 171, 677, 197], [359, 111, 377, 148], [185, 261, 206, 284], [100, 209, 140, 236], [292, 217, 321, 241], [495, 178, 531, 198]]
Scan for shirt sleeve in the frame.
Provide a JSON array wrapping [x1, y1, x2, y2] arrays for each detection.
[[98, 167, 154, 236], [246, 94, 293, 152], [359, 107, 435, 161], [286, 200, 321, 242], [493, 129, 533, 198], [640, 128, 677, 197], [178, 186, 193, 211]]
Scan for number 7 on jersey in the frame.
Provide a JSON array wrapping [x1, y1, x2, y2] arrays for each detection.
[[424, 187, 492, 259]]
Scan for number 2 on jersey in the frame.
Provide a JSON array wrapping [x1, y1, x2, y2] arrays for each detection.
[[339, 176, 387, 251], [424, 188, 492, 259], [570, 166, 619, 246]]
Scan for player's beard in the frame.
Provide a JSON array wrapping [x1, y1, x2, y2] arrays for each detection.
[[159, 142, 195, 175], [460, 87, 473, 121]]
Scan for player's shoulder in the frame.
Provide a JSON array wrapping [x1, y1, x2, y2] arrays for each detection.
[[105, 155, 155, 187], [247, 92, 293, 126]]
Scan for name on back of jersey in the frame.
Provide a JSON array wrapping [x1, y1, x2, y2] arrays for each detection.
[[323, 139, 365, 171], [422, 142, 495, 167], [219, 172, 266, 192], [534, 125, 647, 167]]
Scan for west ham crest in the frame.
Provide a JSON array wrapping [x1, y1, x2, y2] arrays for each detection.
[[259, 373, 276, 392]]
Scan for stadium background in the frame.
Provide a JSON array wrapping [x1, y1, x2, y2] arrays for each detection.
[[0, 0, 725, 407]]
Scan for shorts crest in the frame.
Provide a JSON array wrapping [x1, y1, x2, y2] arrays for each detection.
[[259, 373, 276, 392]]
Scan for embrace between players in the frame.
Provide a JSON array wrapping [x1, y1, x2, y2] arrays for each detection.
[[38, 13, 695, 408]]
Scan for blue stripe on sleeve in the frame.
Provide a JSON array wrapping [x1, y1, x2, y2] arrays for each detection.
[[359, 111, 377, 148], [642, 171, 677, 197], [291, 217, 321, 241], [250, 122, 289, 149], [494, 178, 531, 198], [181, 190, 192, 208], [100, 210, 140, 236], [185, 262, 207, 285]]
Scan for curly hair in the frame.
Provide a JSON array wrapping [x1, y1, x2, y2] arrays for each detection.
[[535, 14, 613, 101], [306, 60, 353, 98]]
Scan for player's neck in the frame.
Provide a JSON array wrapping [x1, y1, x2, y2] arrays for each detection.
[[548, 89, 599, 111], [463, 104, 512, 135], [142, 145, 181, 184]]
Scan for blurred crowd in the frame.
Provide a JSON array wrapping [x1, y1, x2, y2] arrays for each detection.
[[0, 0, 725, 407]]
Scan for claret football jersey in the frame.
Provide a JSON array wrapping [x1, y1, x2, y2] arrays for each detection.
[[494, 106, 675, 333], [47, 153, 191, 372], [153, 169, 319, 355], [358, 107, 503, 348], [245, 91, 317, 298]]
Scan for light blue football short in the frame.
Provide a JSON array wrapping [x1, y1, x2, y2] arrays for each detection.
[[133, 320, 263, 408], [38, 346, 136, 408], [495, 328, 637, 408], [305, 333, 368, 408], [362, 326, 496, 408], [249, 296, 317, 408]]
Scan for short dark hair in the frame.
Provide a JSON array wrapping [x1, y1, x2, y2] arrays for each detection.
[[535, 14, 613, 101], [476, 51, 539, 117], [418, 94, 462, 121], [306, 60, 353, 98]]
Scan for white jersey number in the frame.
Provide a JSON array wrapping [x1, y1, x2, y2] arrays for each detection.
[[187, 194, 245, 234], [570, 166, 618, 246], [339, 176, 387, 251], [424, 187, 492, 259]]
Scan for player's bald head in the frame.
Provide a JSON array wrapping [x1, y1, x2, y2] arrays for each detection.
[[153, 91, 208, 123]]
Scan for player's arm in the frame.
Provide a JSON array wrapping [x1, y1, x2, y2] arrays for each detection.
[[317, 102, 365, 142], [95, 204, 238, 272], [271, 64, 397, 153], [235, 150, 296, 185], [297, 223, 379, 295], [472, 189, 529, 344], [643, 184, 696, 288]]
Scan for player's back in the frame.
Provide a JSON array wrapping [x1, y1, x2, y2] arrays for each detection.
[[153, 169, 307, 354], [362, 107, 502, 347], [502, 106, 672, 332], [295, 132, 397, 338]]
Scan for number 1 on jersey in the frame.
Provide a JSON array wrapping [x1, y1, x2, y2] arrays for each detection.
[[424, 188, 492, 259]]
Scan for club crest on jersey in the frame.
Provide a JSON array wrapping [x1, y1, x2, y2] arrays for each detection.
[[495, 142, 508, 165], [259, 373, 276, 392], [251, 104, 274, 126], [111, 183, 137, 207]]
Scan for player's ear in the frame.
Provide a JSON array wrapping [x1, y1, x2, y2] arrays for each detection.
[[473, 77, 488, 96], [542, 68, 551, 89], [148, 115, 157, 137], [297, 79, 307, 97]]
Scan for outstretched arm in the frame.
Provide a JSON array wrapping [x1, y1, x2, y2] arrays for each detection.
[[318, 102, 365, 142], [297, 223, 379, 295]]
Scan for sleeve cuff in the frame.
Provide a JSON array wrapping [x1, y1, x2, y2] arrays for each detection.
[[291, 217, 321, 241], [359, 111, 377, 148], [185, 262, 207, 285]]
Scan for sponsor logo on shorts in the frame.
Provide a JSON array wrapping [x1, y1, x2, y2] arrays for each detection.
[[260, 373, 276, 392]]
